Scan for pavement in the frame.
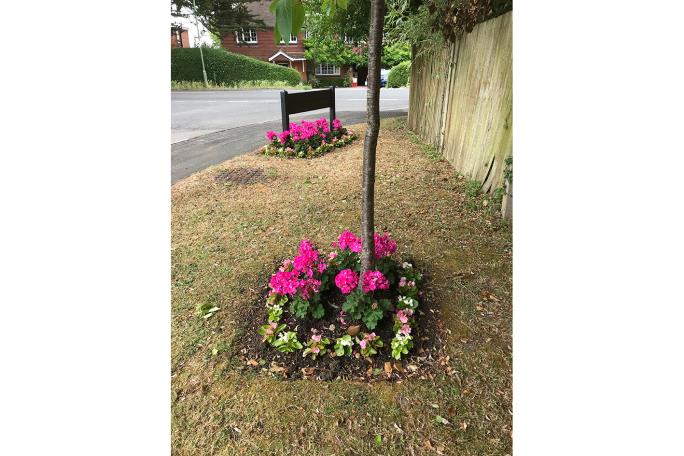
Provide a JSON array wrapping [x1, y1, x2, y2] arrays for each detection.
[[171, 87, 409, 184]]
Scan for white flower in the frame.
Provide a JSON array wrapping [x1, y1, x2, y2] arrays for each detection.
[[402, 262, 413, 269]]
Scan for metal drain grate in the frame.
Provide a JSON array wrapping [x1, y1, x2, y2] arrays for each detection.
[[215, 167, 267, 185]]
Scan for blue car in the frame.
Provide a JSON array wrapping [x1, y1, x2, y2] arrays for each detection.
[[380, 69, 389, 87]]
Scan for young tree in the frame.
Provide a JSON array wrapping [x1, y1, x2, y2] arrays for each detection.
[[271, 0, 384, 275]]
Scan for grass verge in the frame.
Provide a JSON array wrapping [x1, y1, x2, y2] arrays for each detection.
[[172, 80, 312, 91], [172, 117, 512, 455]]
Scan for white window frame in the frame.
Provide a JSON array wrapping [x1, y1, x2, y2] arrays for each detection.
[[279, 34, 298, 44], [236, 28, 258, 44], [315, 63, 341, 76], [343, 34, 354, 45]]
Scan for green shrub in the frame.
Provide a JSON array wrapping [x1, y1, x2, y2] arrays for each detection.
[[310, 76, 351, 88], [387, 61, 411, 88], [171, 48, 301, 85]]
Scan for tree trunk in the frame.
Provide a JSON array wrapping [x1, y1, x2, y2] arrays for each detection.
[[360, 0, 385, 277]]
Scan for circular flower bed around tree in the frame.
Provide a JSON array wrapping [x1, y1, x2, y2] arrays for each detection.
[[257, 231, 425, 368], [261, 118, 357, 159]]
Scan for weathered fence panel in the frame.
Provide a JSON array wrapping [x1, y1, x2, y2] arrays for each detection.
[[408, 12, 512, 193]]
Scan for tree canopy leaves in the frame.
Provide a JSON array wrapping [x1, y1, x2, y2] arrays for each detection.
[[171, 0, 266, 35]]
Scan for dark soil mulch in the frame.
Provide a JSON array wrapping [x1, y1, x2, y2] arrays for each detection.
[[233, 264, 451, 382]]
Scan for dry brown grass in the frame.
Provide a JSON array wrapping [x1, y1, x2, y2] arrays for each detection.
[[171, 117, 512, 455]]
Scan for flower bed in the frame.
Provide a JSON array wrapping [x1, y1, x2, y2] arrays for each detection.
[[261, 118, 357, 159], [252, 231, 432, 377]]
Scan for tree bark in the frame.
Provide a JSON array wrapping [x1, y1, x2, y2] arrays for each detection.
[[360, 0, 385, 277]]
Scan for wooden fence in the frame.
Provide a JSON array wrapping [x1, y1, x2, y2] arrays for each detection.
[[408, 11, 512, 193]]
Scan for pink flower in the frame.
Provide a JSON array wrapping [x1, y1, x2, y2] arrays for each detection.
[[399, 277, 407, 287], [281, 258, 294, 269], [359, 339, 367, 349], [312, 334, 322, 342], [367, 332, 376, 341], [265, 322, 277, 335], [328, 251, 338, 260], [269, 270, 299, 296], [335, 269, 359, 295], [279, 130, 290, 144], [397, 310, 409, 324], [337, 230, 362, 253], [293, 239, 320, 277], [266, 130, 278, 141], [399, 324, 412, 336], [374, 232, 397, 259], [332, 119, 342, 130], [312, 346, 320, 354], [361, 270, 389, 294], [298, 278, 321, 300], [298, 239, 315, 255]]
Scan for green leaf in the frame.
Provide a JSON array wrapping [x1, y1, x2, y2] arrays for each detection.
[[312, 303, 325, 319], [435, 415, 450, 425], [374, 434, 382, 446], [272, 0, 305, 44], [202, 307, 220, 319], [362, 308, 384, 330]]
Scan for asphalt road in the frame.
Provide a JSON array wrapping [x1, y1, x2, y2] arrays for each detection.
[[171, 87, 409, 183]]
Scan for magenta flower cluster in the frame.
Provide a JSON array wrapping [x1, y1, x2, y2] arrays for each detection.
[[266, 117, 341, 145], [269, 239, 326, 300], [334, 268, 359, 295], [331, 230, 397, 259], [333, 230, 362, 253], [361, 270, 390, 293], [263, 117, 355, 159], [373, 232, 397, 259]]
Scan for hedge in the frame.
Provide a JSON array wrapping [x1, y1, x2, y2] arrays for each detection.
[[171, 48, 301, 85], [310, 76, 351, 88], [387, 61, 411, 88]]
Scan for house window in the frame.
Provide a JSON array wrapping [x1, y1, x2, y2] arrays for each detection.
[[343, 34, 354, 45], [304, 29, 312, 39], [279, 34, 298, 44], [316, 63, 340, 76], [236, 28, 257, 43]]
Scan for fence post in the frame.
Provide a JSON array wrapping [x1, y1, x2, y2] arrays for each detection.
[[280, 90, 289, 131]]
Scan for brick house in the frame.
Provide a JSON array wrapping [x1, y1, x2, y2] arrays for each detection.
[[171, 26, 190, 48], [221, 0, 352, 83]]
